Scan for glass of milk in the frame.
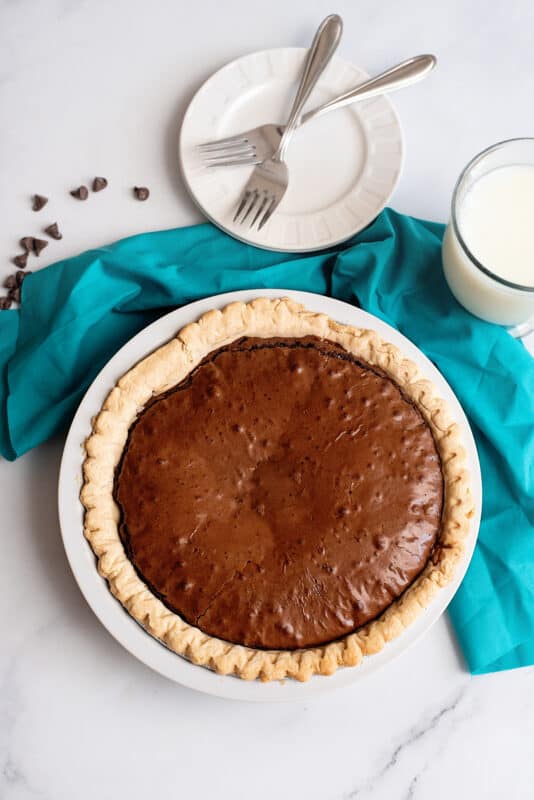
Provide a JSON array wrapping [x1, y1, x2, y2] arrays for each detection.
[[442, 138, 534, 336]]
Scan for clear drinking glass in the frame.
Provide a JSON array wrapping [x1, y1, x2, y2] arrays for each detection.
[[442, 138, 534, 337]]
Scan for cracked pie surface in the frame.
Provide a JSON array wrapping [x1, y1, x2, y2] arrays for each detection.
[[82, 298, 473, 681]]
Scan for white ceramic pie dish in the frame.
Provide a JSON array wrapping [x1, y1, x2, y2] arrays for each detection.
[[58, 289, 481, 701]]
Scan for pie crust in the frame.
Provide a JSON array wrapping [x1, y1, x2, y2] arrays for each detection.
[[81, 298, 473, 682]]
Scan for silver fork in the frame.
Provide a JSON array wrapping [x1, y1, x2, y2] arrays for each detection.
[[199, 54, 436, 168], [233, 14, 343, 230]]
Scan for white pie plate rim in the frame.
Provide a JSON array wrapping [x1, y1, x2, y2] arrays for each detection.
[[178, 47, 404, 253], [58, 289, 481, 702]]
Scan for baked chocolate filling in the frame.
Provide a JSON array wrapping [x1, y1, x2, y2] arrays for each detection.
[[114, 336, 443, 650]]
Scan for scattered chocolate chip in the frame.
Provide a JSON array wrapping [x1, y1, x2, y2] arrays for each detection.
[[33, 238, 48, 256], [13, 252, 29, 269], [32, 194, 48, 211], [8, 287, 21, 304], [70, 185, 89, 200], [45, 222, 62, 240], [15, 270, 27, 287], [20, 236, 35, 253], [133, 186, 150, 201], [4, 275, 17, 290], [0, 296, 13, 310], [92, 176, 108, 192]]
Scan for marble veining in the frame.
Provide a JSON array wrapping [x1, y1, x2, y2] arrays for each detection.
[[344, 687, 469, 798]]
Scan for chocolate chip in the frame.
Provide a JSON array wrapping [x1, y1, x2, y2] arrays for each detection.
[[45, 222, 62, 240], [133, 186, 150, 201], [32, 194, 48, 211], [20, 237, 35, 253], [4, 275, 17, 290], [0, 296, 13, 310], [92, 176, 108, 192], [33, 238, 48, 256], [15, 270, 27, 287], [8, 287, 21, 304], [70, 185, 89, 200], [13, 252, 29, 269]]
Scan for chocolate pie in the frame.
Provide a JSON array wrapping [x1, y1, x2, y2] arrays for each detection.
[[82, 299, 472, 681]]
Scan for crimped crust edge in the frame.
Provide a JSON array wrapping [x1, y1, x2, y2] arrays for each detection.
[[81, 298, 473, 682]]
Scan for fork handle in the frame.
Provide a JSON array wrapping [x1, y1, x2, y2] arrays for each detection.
[[300, 54, 436, 124], [275, 14, 343, 162]]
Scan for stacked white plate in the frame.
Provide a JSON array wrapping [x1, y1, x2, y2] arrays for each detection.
[[179, 48, 404, 252]]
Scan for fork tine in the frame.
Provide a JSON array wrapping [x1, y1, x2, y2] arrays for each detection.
[[257, 195, 277, 230], [250, 192, 270, 228], [197, 135, 249, 151], [199, 142, 253, 156], [201, 145, 255, 159], [240, 190, 259, 224], [201, 148, 256, 164], [233, 190, 252, 222], [205, 156, 261, 168]]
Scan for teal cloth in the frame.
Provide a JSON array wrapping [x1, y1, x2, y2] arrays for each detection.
[[1, 208, 532, 675]]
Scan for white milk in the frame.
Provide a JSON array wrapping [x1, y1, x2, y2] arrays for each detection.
[[442, 164, 534, 326]]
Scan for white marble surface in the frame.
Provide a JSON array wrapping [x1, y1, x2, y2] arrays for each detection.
[[1, 1, 533, 798]]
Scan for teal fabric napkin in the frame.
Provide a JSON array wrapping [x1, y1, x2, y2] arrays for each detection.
[[1, 208, 532, 675]]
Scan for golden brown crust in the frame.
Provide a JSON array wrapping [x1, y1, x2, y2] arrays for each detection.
[[81, 298, 473, 682]]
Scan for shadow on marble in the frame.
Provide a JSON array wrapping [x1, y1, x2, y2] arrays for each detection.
[[162, 66, 214, 209], [443, 612, 469, 673]]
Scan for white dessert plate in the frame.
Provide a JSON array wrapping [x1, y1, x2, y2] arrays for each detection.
[[179, 48, 403, 252], [58, 290, 481, 702]]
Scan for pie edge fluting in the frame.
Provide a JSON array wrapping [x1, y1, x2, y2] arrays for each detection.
[[81, 298, 473, 682]]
